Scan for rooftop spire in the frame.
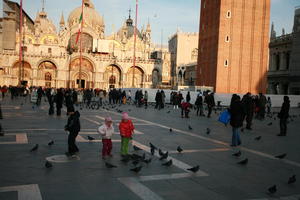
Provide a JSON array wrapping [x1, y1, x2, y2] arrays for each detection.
[[59, 12, 65, 26]]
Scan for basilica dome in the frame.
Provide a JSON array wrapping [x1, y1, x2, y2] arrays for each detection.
[[34, 11, 57, 34], [67, 0, 104, 30]]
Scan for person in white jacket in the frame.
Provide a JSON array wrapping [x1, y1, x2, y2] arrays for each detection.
[[98, 117, 114, 159]]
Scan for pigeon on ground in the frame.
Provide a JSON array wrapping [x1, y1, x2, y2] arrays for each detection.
[[237, 158, 248, 165], [149, 143, 157, 150], [45, 161, 53, 168], [267, 122, 273, 126], [206, 128, 211, 135], [162, 159, 173, 166], [268, 185, 277, 194], [130, 166, 142, 173], [254, 136, 262, 141], [288, 175, 296, 184], [159, 151, 169, 160], [159, 149, 164, 156], [150, 147, 155, 155], [232, 151, 241, 157], [48, 140, 54, 146], [30, 144, 39, 152], [143, 158, 152, 164], [167, 111, 170, 114], [105, 162, 117, 168], [132, 160, 139, 166], [133, 145, 142, 151], [169, 128, 173, 132], [87, 136, 95, 141], [275, 153, 287, 159], [187, 165, 200, 173], [177, 146, 183, 153], [188, 125, 193, 130]]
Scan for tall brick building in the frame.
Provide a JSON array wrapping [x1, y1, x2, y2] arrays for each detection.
[[196, 0, 270, 94]]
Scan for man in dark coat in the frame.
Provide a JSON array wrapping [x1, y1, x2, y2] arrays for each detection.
[[155, 90, 162, 110], [257, 93, 267, 120], [46, 88, 54, 115], [195, 95, 204, 116], [205, 92, 215, 118], [229, 94, 245, 146], [242, 92, 254, 130], [65, 107, 81, 156], [277, 96, 290, 136], [55, 89, 64, 116]]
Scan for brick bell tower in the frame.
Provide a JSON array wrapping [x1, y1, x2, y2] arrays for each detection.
[[196, 0, 270, 94]]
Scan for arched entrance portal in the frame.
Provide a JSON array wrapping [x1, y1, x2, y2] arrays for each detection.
[[127, 66, 144, 88], [70, 58, 94, 88], [12, 61, 32, 86], [38, 61, 57, 87], [104, 65, 121, 89]]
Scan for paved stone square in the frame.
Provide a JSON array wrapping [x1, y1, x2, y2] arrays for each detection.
[[0, 97, 300, 200]]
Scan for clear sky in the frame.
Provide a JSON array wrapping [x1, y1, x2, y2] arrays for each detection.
[[1, 0, 299, 45]]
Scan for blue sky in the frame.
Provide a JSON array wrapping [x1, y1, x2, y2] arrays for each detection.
[[1, 0, 299, 45]]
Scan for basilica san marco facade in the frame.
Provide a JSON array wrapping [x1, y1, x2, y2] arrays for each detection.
[[0, 0, 171, 89]]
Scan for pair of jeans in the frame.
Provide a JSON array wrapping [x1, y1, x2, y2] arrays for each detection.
[[231, 127, 241, 146], [280, 118, 287, 135], [121, 137, 131, 156], [102, 139, 112, 157], [68, 131, 79, 154]]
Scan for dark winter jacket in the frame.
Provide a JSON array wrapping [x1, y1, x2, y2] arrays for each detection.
[[195, 96, 203, 106], [229, 101, 245, 128], [65, 111, 81, 133], [278, 98, 290, 119]]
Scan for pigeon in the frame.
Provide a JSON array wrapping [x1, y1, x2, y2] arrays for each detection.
[[133, 145, 142, 151], [131, 153, 143, 160], [130, 166, 142, 173], [159, 151, 169, 160], [177, 146, 183, 153], [48, 140, 54, 146], [159, 149, 164, 156], [188, 125, 193, 130], [275, 153, 287, 159], [254, 136, 262, 141], [267, 122, 273, 126], [149, 143, 157, 150], [105, 162, 117, 168], [167, 111, 170, 114], [45, 161, 53, 168], [87, 136, 95, 141], [169, 128, 173, 132], [150, 147, 155, 155], [268, 185, 277, 194], [206, 128, 211, 135], [132, 160, 139, 166], [232, 151, 241, 157], [162, 159, 173, 166], [288, 175, 296, 184], [30, 144, 39, 152], [143, 158, 152, 164], [237, 158, 248, 165], [187, 165, 200, 173]]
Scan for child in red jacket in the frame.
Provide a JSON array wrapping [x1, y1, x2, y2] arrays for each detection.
[[119, 112, 134, 157], [181, 101, 191, 118]]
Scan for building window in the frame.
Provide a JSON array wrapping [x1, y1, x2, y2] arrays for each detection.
[[48, 48, 52, 54], [203, 1, 206, 8], [224, 59, 229, 67], [225, 35, 230, 42], [276, 54, 280, 70], [227, 11, 231, 18], [191, 48, 198, 60], [286, 52, 290, 70]]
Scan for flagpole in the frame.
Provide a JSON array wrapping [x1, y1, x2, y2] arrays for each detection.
[[132, 0, 138, 87], [79, 0, 84, 89], [19, 0, 23, 85]]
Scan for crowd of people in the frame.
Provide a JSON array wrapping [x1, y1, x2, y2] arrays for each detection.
[[0, 85, 293, 150]]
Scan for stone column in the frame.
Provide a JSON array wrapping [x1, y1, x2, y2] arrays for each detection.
[[280, 52, 286, 70]]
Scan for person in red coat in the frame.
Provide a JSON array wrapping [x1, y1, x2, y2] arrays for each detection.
[[119, 112, 135, 157]]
